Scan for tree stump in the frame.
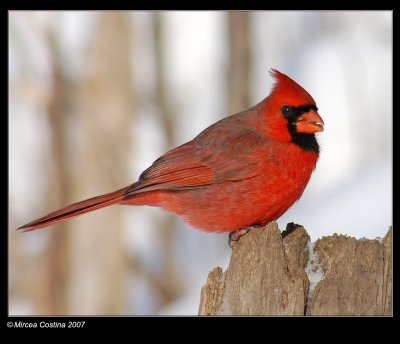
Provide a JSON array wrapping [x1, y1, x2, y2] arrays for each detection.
[[198, 222, 392, 316]]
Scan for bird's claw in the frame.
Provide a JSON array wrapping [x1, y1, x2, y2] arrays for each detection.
[[228, 228, 250, 248]]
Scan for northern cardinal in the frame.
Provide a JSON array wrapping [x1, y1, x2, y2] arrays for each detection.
[[18, 69, 324, 241]]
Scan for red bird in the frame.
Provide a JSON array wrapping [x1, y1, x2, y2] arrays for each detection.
[[18, 69, 324, 241]]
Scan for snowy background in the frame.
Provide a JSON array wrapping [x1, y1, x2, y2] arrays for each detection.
[[9, 11, 392, 315]]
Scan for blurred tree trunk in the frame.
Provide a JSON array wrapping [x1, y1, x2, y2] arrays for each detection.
[[64, 12, 135, 315], [227, 11, 251, 114], [33, 29, 72, 315]]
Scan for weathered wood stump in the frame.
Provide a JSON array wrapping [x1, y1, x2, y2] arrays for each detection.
[[199, 222, 392, 316]]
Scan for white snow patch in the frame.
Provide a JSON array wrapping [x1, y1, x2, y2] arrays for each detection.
[[305, 241, 325, 306]]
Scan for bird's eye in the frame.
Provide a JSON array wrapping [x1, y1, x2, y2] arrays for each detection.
[[282, 106, 292, 117]]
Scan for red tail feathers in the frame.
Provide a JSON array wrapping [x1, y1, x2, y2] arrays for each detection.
[[17, 188, 128, 232]]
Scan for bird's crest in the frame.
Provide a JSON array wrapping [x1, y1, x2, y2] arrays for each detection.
[[269, 69, 316, 106]]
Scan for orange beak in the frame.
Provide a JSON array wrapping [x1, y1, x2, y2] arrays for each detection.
[[295, 110, 324, 134]]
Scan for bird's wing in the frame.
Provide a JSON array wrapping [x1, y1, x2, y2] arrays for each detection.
[[125, 123, 268, 195]]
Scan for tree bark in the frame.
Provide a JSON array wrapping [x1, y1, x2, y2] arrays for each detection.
[[199, 223, 392, 316]]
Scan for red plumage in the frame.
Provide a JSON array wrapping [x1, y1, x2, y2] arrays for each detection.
[[18, 69, 324, 233]]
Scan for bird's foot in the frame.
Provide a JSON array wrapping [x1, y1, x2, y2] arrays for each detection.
[[229, 228, 250, 248]]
